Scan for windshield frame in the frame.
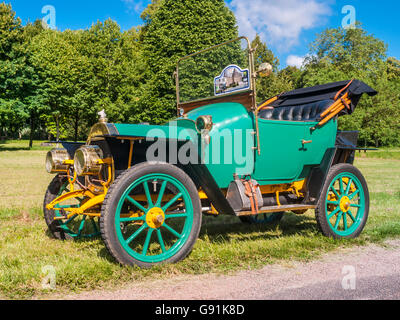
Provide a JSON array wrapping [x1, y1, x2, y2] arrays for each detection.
[[175, 36, 256, 115]]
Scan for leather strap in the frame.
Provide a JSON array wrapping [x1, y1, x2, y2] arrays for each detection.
[[242, 180, 259, 214]]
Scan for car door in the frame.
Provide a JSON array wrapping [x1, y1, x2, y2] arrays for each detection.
[[253, 119, 307, 183], [301, 119, 338, 166]]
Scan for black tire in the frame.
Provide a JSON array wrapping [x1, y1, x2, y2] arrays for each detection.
[[43, 175, 100, 240], [239, 212, 284, 224], [100, 162, 202, 268], [315, 163, 369, 239], [43, 175, 72, 240]]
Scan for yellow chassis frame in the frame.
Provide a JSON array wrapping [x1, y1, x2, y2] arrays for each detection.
[[46, 158, 113, 220], [46, 153, 309, 221]]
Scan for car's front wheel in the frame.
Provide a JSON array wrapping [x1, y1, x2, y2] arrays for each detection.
[[100, 162, 202, 268]]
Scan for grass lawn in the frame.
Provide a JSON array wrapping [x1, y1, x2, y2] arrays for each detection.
[[357, 148, 400, 160], [1, 140, 400, 299]]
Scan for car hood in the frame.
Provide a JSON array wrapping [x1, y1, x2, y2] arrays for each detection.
[[93, 102, 253, 141], [107, 119, 197, 141]]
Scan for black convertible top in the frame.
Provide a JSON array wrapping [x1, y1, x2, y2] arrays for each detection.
[[266, 80, 378, 115]]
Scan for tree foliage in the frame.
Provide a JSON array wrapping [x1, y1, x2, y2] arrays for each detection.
[[0, 2, 398, 148], [300, 24, 398, 147], [138, 0, 239, 124]]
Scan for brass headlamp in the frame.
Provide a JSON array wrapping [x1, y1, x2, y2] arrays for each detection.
[[73, 145, 104, 176], [45, 148, 71, 174]]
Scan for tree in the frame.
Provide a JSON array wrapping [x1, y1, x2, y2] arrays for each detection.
[[251, 35, 303, 103], [29, 29, 77, 141], [82, 20, 144, 128], [0, 2, 22, 61], [137, 0, 239, 124], [139, 0, 162, 39], [301, 23, 397, 147], [27, 20, 144, 141], [252, 34, 279, 73], [303, 23, 387, 83], [387, 57, 400, 81], [0, 2, 24, 138], [20, 20, 46, 146], [0, 98, 28, 137], [0, 4, 45, 146]]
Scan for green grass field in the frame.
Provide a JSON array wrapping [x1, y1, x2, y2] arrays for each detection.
[[1, 140, 400, 299]]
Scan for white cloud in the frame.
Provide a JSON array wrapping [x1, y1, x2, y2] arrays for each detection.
[[229, 0, 332, 51], [121, 0, 145, 14], [286, 55, 306, 68]]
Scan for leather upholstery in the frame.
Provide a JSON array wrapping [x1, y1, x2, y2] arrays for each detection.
[[259, 99, 334, 122]]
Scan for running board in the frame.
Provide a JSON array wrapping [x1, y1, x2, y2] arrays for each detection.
[[236, 204, 316, 217]]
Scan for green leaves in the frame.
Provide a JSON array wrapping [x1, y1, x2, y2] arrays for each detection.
[[0, 1, 145, 142], [0, 3, 22, 60], [253, 35, 299, 104], [0, 2, 399, 147], [138, 0, 240, 123], [301, 24, 398, 147], [25, 20, 144, 141]]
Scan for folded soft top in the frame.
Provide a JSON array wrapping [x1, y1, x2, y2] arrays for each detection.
[[264, 79, 378, 115]]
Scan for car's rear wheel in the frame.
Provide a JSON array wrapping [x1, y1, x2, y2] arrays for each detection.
[[100, 162, 202, 268], [315, 164, 369, 239]]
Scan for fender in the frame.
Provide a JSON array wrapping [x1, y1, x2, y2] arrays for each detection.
[[101, 133, 236, 215], [304, 146, 358, 206], [185, 163, 235, 215]]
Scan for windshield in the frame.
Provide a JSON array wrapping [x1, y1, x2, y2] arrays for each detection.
[[177, 37, 252, 105]]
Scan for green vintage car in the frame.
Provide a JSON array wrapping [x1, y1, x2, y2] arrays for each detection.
[[43, 37, 377, 267]]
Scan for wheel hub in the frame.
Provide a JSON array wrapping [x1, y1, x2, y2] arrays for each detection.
[[339, 196, 350, 212], [146, 207, 165, 229]]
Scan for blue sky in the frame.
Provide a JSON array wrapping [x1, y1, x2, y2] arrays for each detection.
[[8, 0, 400, 68]]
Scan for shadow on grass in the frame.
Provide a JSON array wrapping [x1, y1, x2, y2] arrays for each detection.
[[91, 212, 320, 266], [0, 147, 32, 151], [44, 225, 103, 242], [98, 247, 120, 264], [40, 211, 319, 266], [0, 146, 53, 151], [43, 225, 121, 264], [0, 140, 53, 151], [198, 212, 318, 243]]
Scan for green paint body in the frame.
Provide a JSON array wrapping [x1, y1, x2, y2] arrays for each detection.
[[112, 101, 337, 188], [255, 118, 337, 183], [185, 103, 255, 188]]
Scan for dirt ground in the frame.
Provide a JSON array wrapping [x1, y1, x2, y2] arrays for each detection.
[[55, 239, 400, 300]]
